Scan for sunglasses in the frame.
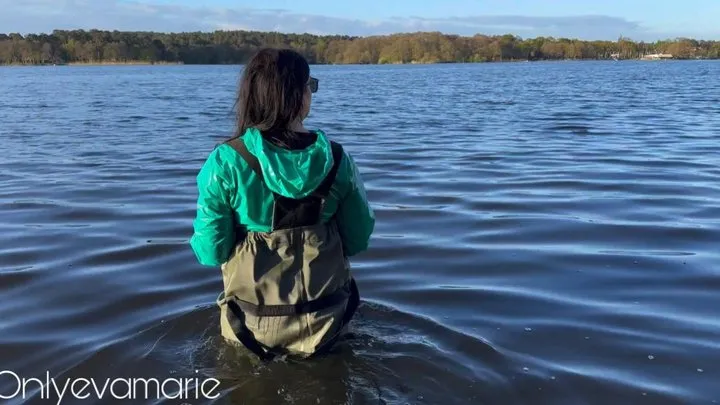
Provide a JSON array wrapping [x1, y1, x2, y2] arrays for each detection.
[[307, 77, 319, 93]]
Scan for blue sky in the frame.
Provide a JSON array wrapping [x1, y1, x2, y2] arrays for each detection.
[[2, 0, 719, 41]]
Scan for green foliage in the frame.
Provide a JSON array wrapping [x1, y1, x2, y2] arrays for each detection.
[[0, 29, 718, 65]]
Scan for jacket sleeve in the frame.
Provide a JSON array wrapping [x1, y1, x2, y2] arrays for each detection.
[[190, 148, 235, 266], [336, 153, 375, 257]]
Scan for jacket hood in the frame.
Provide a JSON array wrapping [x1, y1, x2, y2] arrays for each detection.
[[242, 127, 334, 199]]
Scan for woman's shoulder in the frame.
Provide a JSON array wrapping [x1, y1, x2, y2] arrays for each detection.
[[196, 141, 253, 186]]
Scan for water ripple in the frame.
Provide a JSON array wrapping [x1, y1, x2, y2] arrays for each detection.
[[1, 61, 719, 405]]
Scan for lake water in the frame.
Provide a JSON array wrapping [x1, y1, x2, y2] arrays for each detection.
[[1, 61, 719, 405]]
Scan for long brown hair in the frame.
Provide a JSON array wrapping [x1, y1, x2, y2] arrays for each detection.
[[233, 48, 310, 146]]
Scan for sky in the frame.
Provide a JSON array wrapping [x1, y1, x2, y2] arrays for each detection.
[[1, 0, 719, 41]]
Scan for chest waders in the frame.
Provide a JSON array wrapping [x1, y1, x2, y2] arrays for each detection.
[[216, 137, 360, 361]]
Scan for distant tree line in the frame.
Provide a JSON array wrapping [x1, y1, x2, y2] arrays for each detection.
[[1, 29, 719, 65]]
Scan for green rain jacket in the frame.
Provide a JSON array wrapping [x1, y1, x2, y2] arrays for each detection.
[[190, 127, 375, 267]]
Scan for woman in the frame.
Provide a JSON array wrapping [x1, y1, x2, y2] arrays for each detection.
[[190, 48, 375, 360]]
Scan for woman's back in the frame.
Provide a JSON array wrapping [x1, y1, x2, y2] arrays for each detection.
[[191, 127, 374, 267], [189, 48, 374, 360]]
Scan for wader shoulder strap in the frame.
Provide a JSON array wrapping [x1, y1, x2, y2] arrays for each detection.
[[226, 138, 263, 180], [226, 138, 344, 198], [312, 141, 344, 198]]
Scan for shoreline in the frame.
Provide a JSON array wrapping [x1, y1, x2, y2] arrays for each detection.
[[1, 58, 714, 67], [68, 61, 183, 66], [67, 61, 184, 66], [0, 61, 185, 67]]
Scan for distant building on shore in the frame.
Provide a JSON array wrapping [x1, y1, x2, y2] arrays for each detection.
[[640, 53, 674, 60]]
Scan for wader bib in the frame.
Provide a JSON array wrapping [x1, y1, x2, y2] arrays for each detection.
[[216, 137, 360, 361]]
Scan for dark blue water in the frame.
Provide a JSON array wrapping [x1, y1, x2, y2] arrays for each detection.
[[1, 61, 719, 405]]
